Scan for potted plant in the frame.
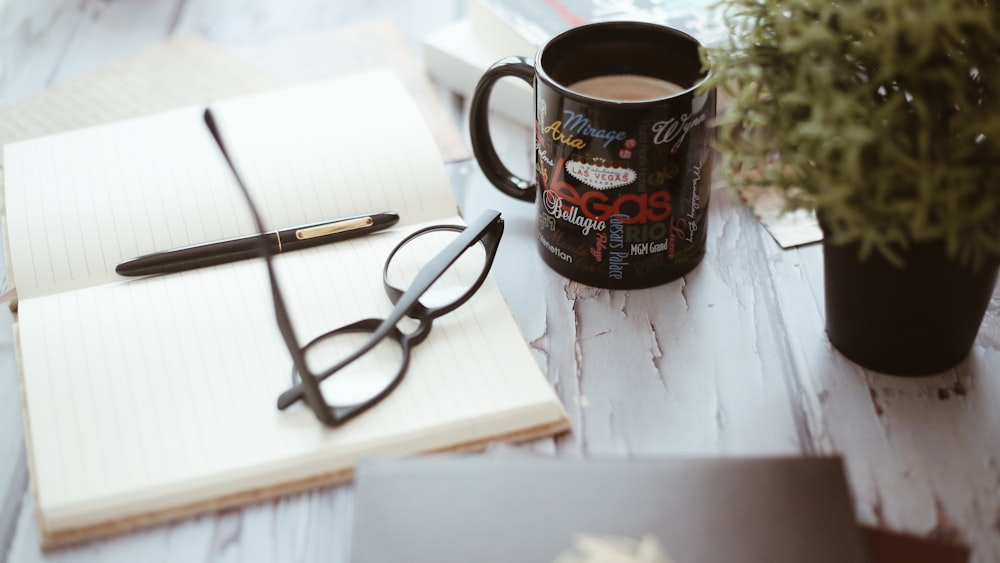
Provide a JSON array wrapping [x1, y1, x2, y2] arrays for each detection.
[[702, 0, 1000, 375]]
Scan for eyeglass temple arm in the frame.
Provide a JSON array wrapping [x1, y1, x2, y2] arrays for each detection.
[[203, 109, 330, 418]]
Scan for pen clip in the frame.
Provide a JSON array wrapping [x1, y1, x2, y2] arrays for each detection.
[[295, 217, 373, 240]]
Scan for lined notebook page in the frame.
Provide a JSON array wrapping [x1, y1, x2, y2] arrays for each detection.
[[16, 218, 566, 532], [4, 70, 453, 299]]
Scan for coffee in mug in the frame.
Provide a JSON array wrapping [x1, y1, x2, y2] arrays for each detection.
[[567, 74, 686, 101], [470, 21, 716, 289]]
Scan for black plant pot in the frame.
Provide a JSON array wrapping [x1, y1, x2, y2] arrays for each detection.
[[822, 236, 1000, 376]]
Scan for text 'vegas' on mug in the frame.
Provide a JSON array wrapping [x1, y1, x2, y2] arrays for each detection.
[[469, 21, 716, 290]]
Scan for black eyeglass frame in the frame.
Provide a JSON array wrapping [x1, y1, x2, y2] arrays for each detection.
[[276, 211, 504, 424], [203, 108, 504, 428]]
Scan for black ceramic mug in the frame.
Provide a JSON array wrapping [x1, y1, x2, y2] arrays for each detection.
[[470, 21, 716, 289]]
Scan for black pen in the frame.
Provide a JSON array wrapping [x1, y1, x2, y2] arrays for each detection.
[[115, 212, 400, 276]]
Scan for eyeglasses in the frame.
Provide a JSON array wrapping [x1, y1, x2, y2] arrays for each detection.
[[204, 109, 504, 427]]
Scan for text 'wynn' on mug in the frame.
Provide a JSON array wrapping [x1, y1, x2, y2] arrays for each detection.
[[470, 21, 716, 289]]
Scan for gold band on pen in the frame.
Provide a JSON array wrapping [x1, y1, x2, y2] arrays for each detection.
[[295, 217, 373, 240], [276, 231, 283, 253]]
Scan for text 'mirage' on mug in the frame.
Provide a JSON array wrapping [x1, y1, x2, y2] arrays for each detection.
[[470, 21, 717, 289]]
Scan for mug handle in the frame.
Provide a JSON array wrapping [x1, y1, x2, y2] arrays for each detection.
[[469, 56, 537, 202]]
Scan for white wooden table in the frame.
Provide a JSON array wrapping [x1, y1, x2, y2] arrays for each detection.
[[2, 2, 998, 562]]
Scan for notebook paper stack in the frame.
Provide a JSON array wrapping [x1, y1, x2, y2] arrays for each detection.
[[2, 70, 569, 547]]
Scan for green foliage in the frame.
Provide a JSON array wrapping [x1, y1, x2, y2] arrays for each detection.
[[702, 0, 1000, 266]]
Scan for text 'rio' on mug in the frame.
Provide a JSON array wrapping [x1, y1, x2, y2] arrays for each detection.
[[470, 21, 716, 289]]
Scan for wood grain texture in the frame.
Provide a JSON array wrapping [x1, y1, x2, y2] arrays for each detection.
[[460, 115, 806, 459], [0, 307, 26, 563], [762, 238, 1000, 562], [2, 0, 999, 562]]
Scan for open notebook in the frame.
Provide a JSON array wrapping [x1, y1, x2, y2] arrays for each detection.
[[2, 70, 569, 547]]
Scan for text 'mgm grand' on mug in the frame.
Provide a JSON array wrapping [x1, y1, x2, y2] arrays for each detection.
[[470, 20, 716, 290]]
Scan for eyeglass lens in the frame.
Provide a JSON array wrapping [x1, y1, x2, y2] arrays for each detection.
[[385, 227, 489, 310], [302, 322, 405, 408]]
